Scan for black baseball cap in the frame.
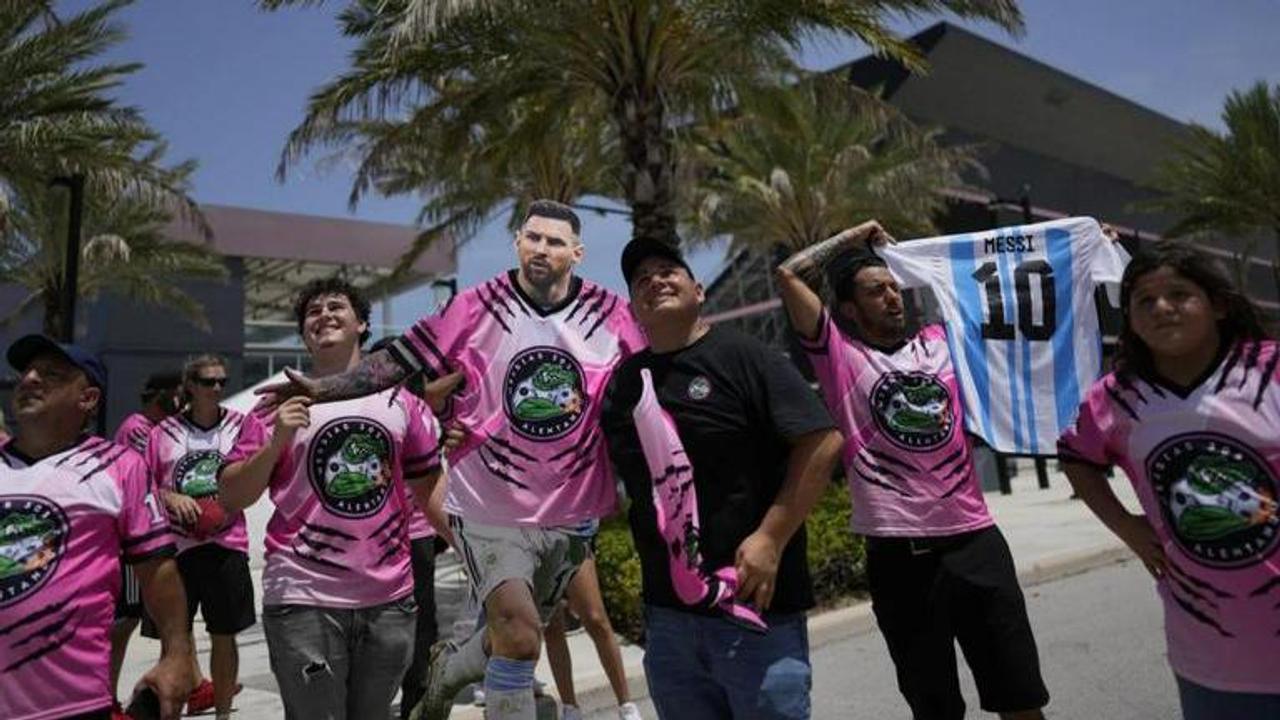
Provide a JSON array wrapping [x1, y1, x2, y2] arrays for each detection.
[[7, 334, 107, 390], [620, 237, 693, 287]]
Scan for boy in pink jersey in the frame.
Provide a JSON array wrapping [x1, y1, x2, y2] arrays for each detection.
[[259, 201, 645, 720], [1059, 241, 1280, 720], [144, 355, 255, 720], [0, 335, 195, 720], [776, 222, 1048, 720], [220, 278, 442, 720]]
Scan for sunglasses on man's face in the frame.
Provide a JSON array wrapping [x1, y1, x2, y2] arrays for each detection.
[[194, 377, 228, 388]]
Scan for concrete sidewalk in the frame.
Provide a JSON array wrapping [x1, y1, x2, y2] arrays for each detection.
[[119, 462, 1141, 718]]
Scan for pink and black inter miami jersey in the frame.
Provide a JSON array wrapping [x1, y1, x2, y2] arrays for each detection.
[[113, 412, 155, 454], [0, 437, 174, 720], [1058, 340, 1280, 693], [881, 217, 1128, 455], [145, 409, 254, 555], [799, 313, 992, 537], [388, 270, 646, 526], [226, 389, 440, 608]]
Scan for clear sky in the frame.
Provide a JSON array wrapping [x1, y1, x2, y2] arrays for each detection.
[[60, 0, 1280, 321]]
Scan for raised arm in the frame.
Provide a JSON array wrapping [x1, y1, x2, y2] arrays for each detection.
[[774, 220, 892, 339], [257, 348, 410, 405]]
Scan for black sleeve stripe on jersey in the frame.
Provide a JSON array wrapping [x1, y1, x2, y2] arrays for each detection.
[[477, 290, 513, 334], [296, 532, 343, 554], [852, 464, 911, 497], [479, 442, 529, 474], [1168, 586, 1233, 638], [938, 470, 972, 499], [3, 615, 81, 673], [563, 440, 603, 481], [295, 551, 345, 570], [79, 446, 133, 484], [565, 285, 597, 322], [485, 281, 517, 318], [0, 596, 74, 635], [477, 445, 531, 489], [488, 435, 538, 463], [57, 437, 107, 467], [124, 544, 177, 564], [1253, 346, 1279, 410], [1213, 342, 1245, 394], [68, 438, 115, 468], [369, 513, 400, 540], [156, 420, 182, 445], [12, 601, 78, 648], [1114, 373, 1147, 405], [375, 542, 404, 566], [584, 295, 618, 341], [936, 452, 971, 483], [122, 527, 173, 549], [498, 278, 531, 316], [1240, 340, 1264, 389], [1146, 380, 1166, 398], [1168, 570, 1222, 611], [928, 447, 964, 473], [375, 527, 400, 549], [1103, 381, 1140, 422], [302, 520, 358, 541], [864, 446, 915, 471], [386, 338, 424, 376], [854, 451, 911, 486], [1250, 574, 1280, 598], [578, 287, 609, 326], [555, 429, 601, 467], [1167, 560, 1234, 599]]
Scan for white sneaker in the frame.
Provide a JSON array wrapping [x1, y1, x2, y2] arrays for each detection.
[[561, 704, 584, 720], [618, 702, 642, 720]]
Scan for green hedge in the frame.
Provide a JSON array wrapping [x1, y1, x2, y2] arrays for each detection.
[[596, 481, 866, 645]]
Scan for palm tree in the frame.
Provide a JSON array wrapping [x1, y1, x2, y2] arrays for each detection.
[[262, 0, 1022, 252], [1151, 81, 1280, 244], [0, 143, 227, 336], [686, 77, 980, 256]]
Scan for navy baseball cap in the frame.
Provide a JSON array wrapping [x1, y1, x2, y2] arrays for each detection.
[[620, 237, 693, 287], [7, 334, 107, 390]]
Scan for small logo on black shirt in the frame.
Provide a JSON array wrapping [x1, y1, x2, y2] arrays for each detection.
[[0, 496, 69, 608], [308, 418, 394, 518], [1148, 432, 1279, 568], [687, 376, 712, 401], [870, 372, 954, 450], [504, 346, 588, 441]]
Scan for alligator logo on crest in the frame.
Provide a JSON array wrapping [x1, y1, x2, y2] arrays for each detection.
[[870, 372, 955, 450], [174, 450, 223, 498], [0, 496, 69, 608], [1148, 432, 1279, 568], [307, 418, 394, 518], [503, 346, 588, 441]]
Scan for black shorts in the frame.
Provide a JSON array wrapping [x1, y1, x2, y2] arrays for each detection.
[[867, 525, 1049, 719], [114, 564, 143, 620], [144, 544, 256, 637]]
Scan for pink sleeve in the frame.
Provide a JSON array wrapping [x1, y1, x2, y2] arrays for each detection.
[[795, 310, 856, 402], [224, 407, 270, 465], [400, 394, 442, 485], [388, 291, 476, 380], [613, 302, 648, 356], [116, 453, 176, 563], [1056, 379, 1118, 468], [143, 426, 165, 491]]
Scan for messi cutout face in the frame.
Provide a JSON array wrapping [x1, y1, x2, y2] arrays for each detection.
[[838, 265, 906, 344], [13, 351, 99, 427], [515, 215, 583, 291], [1127, 265, 1224, 361], [302, 292, 368, 355], [629, 256, 704, 331]]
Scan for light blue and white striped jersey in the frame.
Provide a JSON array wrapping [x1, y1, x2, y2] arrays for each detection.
[[880, 217, 1128, 455]]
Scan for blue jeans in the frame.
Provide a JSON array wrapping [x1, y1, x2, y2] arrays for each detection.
[[643, 605, 811, 720], [1176, 676, 1280, 720]]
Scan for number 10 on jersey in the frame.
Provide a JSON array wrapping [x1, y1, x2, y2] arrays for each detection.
[[972, 260, 1057, 341]]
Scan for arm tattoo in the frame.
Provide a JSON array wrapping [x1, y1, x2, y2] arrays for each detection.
[[311, 349, 410, 403], [780, 226, 872, 283]]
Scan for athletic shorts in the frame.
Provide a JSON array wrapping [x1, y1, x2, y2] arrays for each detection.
[[449, 515, 593, 623], [866, 525, 1049, 718], [144, 544, 255, 637], [114, 564, 143, 620]]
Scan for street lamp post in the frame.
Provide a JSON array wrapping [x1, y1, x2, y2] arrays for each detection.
[[49, 174, 85, 342]]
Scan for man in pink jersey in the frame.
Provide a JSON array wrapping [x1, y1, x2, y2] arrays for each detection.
[[259, 200, 645, 720], [144, 355, 255, 720], [220, 278, 442, 720], [775, 222, 1049, 720], [0, 335, 196, 720]]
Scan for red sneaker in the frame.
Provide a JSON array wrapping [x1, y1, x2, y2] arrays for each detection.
[[185, 679, 215, 714]]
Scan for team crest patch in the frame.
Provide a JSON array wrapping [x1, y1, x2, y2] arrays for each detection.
[[1147, 432, 1279, 568], [687, 376, 711, 401], [308, 418, 394, 518], [0, 495, 69, 608], [503, 346, 587, 441], [870, 372, 954, 450], [174, 450, 223, 498]]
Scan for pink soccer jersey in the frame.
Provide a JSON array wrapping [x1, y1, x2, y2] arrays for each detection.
[[1058, 339, 1280, 694], [226, 389, 441, 608], [388, 271, 646, 527], [145, 409, 254, 555], [114, 412, 155, 454], [799, 312, 993, 537], [0, 437, 175, 720]]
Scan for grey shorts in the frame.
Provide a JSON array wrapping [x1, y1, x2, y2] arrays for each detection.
[[448, 515, 593, 622]]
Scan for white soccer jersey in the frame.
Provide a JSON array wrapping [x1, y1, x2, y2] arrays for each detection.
[[880, 217, 1128, 455]]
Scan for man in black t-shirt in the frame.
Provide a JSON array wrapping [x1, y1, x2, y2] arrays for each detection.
[[602, 238, 842, 720]]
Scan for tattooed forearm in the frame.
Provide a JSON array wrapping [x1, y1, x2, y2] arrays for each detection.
[[780, 222, 884, 282], [310, 349, 409, 402]]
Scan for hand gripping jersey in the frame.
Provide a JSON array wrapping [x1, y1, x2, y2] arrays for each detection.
[[632, 368, 766, 631], [389, 270, 646, 527], [226, 389, 441, 608], [0, 437, 175, 720], [145, 409, 254, 555], [113, 412, 156, 454], [1058, 340, 1280, 693], [800, 313, 993, 537], [880, 217, 1128, 455]]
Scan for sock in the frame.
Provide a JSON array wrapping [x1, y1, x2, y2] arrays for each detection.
[[483, 656, 536, 720], [442, 627, 489, 689]]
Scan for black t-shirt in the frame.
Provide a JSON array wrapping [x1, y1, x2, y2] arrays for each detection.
[[601, 325, 835, 615]]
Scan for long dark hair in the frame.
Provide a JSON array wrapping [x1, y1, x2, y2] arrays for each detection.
[[1116, 240, 1271, 379]]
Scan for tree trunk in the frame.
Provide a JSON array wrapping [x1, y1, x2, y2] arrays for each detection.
[[615, 86, 678, 246], [43, 291, 65, 338]]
